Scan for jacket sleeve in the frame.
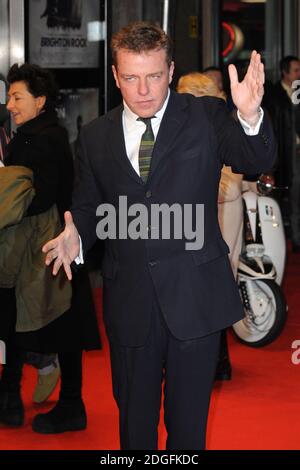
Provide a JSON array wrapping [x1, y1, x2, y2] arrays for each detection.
[[71, 124, 103, 256], [203, 97, 277, 175], [0, 166, 35, 229]]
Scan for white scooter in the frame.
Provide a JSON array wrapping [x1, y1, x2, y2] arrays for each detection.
[[233, 176, 287, 347]]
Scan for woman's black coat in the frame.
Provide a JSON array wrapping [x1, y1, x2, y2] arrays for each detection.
[[2, 109, 101, 352]]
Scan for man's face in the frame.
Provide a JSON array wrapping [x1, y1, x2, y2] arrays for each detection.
[[284, 60, 300, 86], [112, 48, 174, 118]]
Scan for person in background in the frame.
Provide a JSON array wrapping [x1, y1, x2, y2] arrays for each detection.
[[177, 72, 243, 380], [0, 63, 100, 433], [202, 66, 224, 95], [263, 56, 300, 252], [1, 73, 61, 406], [42, 22, 275, 450]]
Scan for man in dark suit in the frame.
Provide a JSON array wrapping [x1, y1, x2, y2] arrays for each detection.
[[43, 22, 276, 449]]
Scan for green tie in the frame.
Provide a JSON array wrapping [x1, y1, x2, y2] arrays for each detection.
[[138, 117, 155, 183]]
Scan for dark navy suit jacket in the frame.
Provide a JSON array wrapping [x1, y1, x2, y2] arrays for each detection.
[[72, 91, 276, 347]]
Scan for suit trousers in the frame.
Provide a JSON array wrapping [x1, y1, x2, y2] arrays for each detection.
[[109, 297, 221, 450]]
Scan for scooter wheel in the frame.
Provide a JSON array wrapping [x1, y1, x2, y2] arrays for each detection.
[[233, 279, 287, 347]]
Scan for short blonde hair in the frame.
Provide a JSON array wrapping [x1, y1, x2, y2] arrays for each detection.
[[177, 72, 225, 100]]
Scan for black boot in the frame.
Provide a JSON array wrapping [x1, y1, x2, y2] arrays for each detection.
[[0, 389, 24, 426], [215, 329, 232, 381], [32, 350, 86, 434], [0, 344, 25, 427], [32, 398, 86, 434]]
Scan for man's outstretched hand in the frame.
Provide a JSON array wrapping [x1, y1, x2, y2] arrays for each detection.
[[42, 211, 80, 281], [229, 50, 264, 126]]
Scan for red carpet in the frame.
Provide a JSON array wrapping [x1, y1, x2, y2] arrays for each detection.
[[1, 244, 300, 450]]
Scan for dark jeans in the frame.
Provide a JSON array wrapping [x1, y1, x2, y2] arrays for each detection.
[[0, 288, 82, 401], [26, 352, 57, 370]]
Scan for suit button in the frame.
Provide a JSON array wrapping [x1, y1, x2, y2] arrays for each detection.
[[149, 260, 157, 267], [146, 190, 152, 198]]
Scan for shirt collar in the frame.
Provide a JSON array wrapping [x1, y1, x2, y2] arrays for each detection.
[[123, 88, 170, 123]]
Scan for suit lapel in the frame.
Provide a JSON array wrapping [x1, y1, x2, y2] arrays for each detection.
[[107, 92, 189, 186], [149, 91, 189, 180], [108, 105, 143, 185]]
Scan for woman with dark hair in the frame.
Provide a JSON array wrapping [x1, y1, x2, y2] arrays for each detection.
[[0, 63, 101, 433]]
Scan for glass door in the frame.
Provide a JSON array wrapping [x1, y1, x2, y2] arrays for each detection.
[[221, 0, 282, 82], [0, 0, 25, 132]]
